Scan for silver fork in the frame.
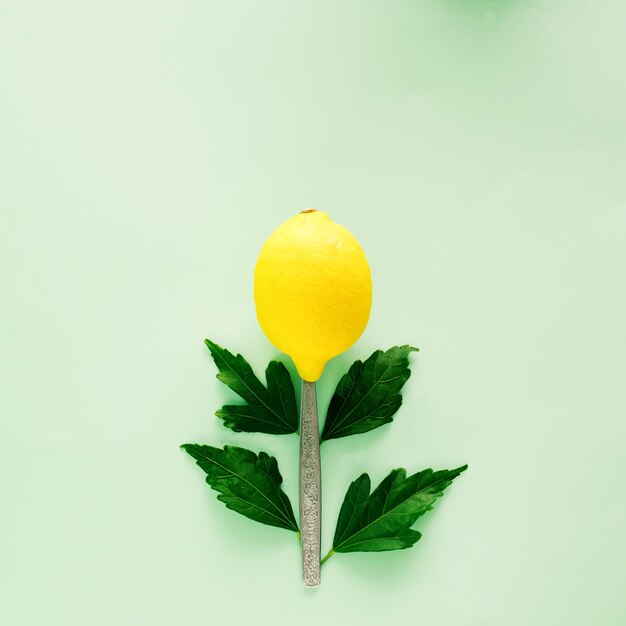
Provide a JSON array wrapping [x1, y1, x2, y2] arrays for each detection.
[[299, 380, 321, 587]]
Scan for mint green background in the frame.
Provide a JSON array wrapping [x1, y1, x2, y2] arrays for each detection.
[[2, 1, 625, 624]]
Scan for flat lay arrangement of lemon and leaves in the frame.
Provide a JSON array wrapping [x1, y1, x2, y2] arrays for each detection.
[[181, 209, 467, 586]]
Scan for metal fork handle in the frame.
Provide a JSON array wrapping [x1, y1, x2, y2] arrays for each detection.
[[299, 380, 321, 587]]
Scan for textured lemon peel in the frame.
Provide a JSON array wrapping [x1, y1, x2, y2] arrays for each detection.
[[254, 210, 372, 381]]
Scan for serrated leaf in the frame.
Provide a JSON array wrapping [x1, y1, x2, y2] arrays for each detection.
[[206, 339, 298, 435], [321, 345, 418, 442], [182, 444, 299, 532], [331, 464, 467, 553]]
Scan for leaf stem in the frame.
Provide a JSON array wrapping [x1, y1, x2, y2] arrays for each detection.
[[320, 549, 334, 566]]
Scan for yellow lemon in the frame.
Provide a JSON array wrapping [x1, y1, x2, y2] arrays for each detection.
[[254, 209, 372, 381]]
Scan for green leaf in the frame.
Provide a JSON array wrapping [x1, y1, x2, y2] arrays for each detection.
[[321, 345, 418, 442], [182, 444, 299, 533], [331, 464, 467, 553], [206, 339, 298, 435]]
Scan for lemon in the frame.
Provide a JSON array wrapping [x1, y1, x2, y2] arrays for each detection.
[[254, 209, 372, 382]]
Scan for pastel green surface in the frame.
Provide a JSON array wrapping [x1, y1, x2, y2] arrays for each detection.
[[1, 1, 625, 625]]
